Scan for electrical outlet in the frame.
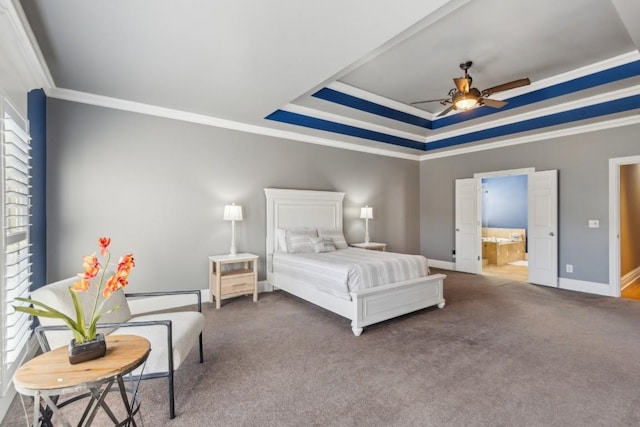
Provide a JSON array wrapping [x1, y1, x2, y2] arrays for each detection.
[[566, 264, 573, 273], [588, 220, 599, 228]]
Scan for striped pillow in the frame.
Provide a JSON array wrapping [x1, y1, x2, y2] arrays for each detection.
[[286, 228, 317, 253], [317, 228, 348, 249], [311, 237, 336, 253]]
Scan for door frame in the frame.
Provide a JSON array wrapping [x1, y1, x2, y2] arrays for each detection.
[[609, 155, 640, 297], [470, 168, 535, 275]]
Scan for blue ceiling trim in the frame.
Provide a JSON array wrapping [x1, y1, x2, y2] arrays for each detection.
[[425, 94, 640, 151], [310, 60, 640, 131], [433, 60, 640, 129], [312, 87, 434, 129], [265, 110, 426, 150], [265, 95, 640, 153]]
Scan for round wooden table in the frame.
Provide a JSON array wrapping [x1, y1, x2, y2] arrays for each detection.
[[14, 334, 150, 427]]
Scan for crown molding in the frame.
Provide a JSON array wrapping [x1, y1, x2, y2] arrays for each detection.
[[46, 87, 421, 161], [418, 114, 640, 161], [0, 0, 54, 89], [423, 83, 640, 144]]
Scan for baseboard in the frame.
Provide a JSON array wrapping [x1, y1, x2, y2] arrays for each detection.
[[558, 278, 612, 296], [428, 259, 455, 271], [621, 265, 640, 290], [128, 281, 269, 314]]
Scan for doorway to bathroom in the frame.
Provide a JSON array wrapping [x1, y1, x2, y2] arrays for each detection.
[[610, 156, 640, 300], [480, 174, 529, 282]]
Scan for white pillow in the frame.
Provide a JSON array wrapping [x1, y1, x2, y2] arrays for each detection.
[[286, 228, 317, 254], [310, 237, 336, 253], [317, 228, 348, 249]]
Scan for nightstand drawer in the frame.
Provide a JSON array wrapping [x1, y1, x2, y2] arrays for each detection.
[[221, 274, 255, 296]]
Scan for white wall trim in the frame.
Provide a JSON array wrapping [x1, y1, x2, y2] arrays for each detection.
[[558, 278, 612, 297], [424, 84, 640, 146], [45, 87, 420, 161], [473, 167, 535, 178], [621, 265, 640, 290], [609, 154, 640, 298], [44, 81, 640, 164], [427, 259, 455, 271], [420, 114, 640, 161], [0, 0, 54, 89]]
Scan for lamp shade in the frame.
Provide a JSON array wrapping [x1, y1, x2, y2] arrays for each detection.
[[223, 203, 243, 221], [360, 206, 373, 219]]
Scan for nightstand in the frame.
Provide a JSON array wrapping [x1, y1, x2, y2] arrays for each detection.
[[350, 242, 387, 251], [209, 253, 258, 309]]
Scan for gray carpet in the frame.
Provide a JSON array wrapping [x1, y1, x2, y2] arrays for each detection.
[[3, 269, 640, 426]]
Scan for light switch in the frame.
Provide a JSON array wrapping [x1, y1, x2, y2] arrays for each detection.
[[588, 220, 599, 228]]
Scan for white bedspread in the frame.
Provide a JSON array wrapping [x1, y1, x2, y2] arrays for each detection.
[[272, 248, 430, 300]]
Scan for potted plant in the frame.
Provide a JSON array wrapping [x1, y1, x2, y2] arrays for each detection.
[[14, 237, 135, 363]]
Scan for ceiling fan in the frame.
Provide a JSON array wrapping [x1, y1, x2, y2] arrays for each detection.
[[411, 61, 530, 117]]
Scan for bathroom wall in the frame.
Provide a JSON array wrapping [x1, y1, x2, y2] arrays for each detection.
[[481, 175, 528, 248]]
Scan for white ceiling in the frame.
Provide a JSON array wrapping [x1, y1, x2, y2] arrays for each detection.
[[18, 0, 640, 158]]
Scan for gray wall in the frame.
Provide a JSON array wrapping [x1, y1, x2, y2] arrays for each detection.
[[420, 123, 640, 285], [46, 99, 420, 291]]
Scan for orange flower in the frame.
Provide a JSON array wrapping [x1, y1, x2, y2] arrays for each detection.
[[118, 254, 135, 272], [98, 237, 111, 256], [14, 237, 135, 344], [103, 271, 129, 298], [72, 278, 91, 291], [81, 254, 99, 280]]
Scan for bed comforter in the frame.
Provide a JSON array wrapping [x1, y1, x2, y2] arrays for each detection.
[[272, 248, 430, 300]]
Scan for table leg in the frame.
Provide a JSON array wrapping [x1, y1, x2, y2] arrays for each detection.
[[84, 379, 118, 425], [41, 394, 73, 427], [31, 393, 42, 427]]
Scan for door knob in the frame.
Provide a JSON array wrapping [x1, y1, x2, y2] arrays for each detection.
[[549, 231, 555, 236], [456, 228, 460, 232]]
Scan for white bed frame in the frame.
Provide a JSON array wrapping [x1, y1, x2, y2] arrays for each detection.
[[264, 188, 446, 336]]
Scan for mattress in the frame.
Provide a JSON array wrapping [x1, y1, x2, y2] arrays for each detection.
[[272, 248, 430, 300]]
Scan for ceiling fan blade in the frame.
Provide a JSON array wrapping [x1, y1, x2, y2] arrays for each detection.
[[410, 98, 447, 105], [480, 98, 507, 108], [482, 78, 531, 96], [436, 105, 455, 117], [454, 77, 469, 93]]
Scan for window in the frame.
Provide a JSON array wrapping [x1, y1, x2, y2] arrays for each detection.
[[1, 96, 32, 395]]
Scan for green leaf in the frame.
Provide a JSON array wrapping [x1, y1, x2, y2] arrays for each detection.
[[68, 288, 89, 340], [13, 297, 80, 331]]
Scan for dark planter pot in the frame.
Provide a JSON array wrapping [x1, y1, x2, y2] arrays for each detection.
[[68, 333, 107, 364]]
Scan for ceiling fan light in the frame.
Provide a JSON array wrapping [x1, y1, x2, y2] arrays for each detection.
[[453, 94, 479, 110]]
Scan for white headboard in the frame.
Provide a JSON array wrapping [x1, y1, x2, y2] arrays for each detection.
[[264, 188, 345, 282]]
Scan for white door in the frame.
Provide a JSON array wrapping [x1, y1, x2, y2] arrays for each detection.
[[455, 178, 481, 274], [527, 170, 558, 287]]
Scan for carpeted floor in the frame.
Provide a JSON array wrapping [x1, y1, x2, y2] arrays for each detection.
[[3, 269, 640, 426]]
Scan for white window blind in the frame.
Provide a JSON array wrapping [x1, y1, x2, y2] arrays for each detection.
[[1, 97, 32, 396]]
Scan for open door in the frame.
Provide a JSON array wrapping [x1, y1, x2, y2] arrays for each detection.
[[455, 178, 481, 274], [527, 170, 558, 287]]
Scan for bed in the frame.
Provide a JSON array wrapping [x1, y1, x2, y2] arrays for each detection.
[[264, 188, 446, 336]]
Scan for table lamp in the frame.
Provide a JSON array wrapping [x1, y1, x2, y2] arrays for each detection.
[[360, 206, 373, 244], [223, 203, 243, 255]]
